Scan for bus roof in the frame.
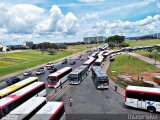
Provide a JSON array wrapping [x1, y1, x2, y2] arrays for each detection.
[[48, 67, 72, 77], [83, 57, 95, 65], [95, 57, 103, 63], [0, 82, 44, 107], [92, 66, 108, 78], [3, 97, 46, 119], [31, 102, 64, 120], [69, 65, 87, 75], [0, 77, 38, 97], [126, 85, 160, 94]]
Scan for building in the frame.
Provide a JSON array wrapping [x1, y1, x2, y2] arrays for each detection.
[[83, 36, 106, 43], [0, 44, 6, 52], [25, 41, 33, 48]]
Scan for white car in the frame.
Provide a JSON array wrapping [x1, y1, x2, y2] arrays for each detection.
[[46, 62, 54, 67]]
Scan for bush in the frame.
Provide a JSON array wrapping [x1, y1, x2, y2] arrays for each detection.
[[108, 42, 116, 48], [119, 43, 129, 48]]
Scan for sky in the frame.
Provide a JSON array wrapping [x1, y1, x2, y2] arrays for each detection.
[[0, 0, 160, 45]]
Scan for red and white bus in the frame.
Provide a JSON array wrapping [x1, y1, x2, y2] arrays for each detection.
[[125, 85, 160, 113], [31, 102, 66, 120], [47, 67, 72, 88], [83, 57, 95, 68], [0, 82, 46, 118]]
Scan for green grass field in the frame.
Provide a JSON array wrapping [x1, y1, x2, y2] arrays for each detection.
[[125, 39, 160, 47], [107, 55, 159, 88], [136, 51, 160, 62], [0, 44, 99, 77]]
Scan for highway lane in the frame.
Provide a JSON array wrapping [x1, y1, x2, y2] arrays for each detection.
[[0, 51, 90, 93]]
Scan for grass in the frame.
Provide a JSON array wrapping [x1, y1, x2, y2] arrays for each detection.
[[125, 39, 160, 47], [136, 51, 160, 62], [0, 44, 99, 77], [107, 55, 159, 88]]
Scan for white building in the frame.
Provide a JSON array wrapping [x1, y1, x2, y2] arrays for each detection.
[[0, 44, 7, 52], [83, 36, 106, 43]]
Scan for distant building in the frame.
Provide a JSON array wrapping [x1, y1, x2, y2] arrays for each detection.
[[84, 36, 106, 43], [0, 44, 6, 52], [25, 41, 33, 48]]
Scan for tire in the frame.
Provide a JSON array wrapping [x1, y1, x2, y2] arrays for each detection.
[[147, 106, 156, 113]]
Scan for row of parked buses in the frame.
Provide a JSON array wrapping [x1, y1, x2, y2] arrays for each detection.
[[0, 77, 66, 120]]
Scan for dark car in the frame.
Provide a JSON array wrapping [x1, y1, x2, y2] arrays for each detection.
[[36, 68, 45, 75], [62, 59, 67, 64], [70, 60, 76, 65], [6, 77, 20, 86], [49, 68, 57, 73]]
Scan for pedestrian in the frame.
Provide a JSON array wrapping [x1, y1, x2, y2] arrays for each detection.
[[138, 75, 140, 80], [114, 84, 118, 91], [141, 74, 144, 81], [60, 81, 62, 89], [69, 97, 73, 106]]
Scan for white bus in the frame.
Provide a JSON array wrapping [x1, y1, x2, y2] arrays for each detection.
[[47, 67, 72, 88], [0, 82, 46, 118], [31, 102, 66, 120], [68, 65, 88, 85], [94, 57, 103, 67], [83, 57, 95, 68], [125, 85, 160, 113], [92, 66, 109, 89], [2, 97, 47, 120]]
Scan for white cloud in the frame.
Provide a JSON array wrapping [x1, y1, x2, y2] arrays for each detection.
[[79, 0, 106, 3]]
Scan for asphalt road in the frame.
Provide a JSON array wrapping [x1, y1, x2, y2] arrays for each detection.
[[52, 71, 159, 120]]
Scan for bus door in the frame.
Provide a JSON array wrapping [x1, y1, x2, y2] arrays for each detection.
[[137, 93, 146, 109]]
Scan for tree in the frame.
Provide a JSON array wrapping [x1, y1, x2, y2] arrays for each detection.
[[108, 42, 116, 48], [119, 43, 129, 48], [107, 35, 125, 44], [152, 50, 158, 65]]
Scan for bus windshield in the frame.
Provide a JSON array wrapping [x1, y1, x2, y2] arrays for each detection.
[[98, 77, 108, 84], [48, 77, 57, 83], [69, 74, 78, 81]]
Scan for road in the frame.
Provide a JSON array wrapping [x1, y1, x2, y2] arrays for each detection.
[[52, 69, 159, 120]]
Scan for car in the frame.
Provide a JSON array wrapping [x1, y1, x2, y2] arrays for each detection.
[[110, 58, 115, 61], [6, 77, 20, 86], [70, 60, 76, 65], [46, 62, 54, 70], [23, 70, 32, 76], [36, 68, 45, 75], [49, 68, 57, 73], [62, 59, 67, 64]]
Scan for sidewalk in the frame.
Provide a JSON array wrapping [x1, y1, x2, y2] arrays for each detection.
[[128, 52, 160, 68], [102, 59, 125, 96]]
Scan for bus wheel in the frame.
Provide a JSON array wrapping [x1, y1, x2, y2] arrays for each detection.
[[147, 106, 156, 113]]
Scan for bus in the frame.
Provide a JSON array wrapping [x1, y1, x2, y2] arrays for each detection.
[[2, 97, 47, 120], [31, 102, 66, 120], [83, 57, 95, 68], [94, 57, 103, 66], [68, 65, 88, 85], [0, 82, 46, 118], [47, 67, 72, 88], [125, 85, 160, 113], [0, 77, 38, 99], [92, 66, 109, 89]]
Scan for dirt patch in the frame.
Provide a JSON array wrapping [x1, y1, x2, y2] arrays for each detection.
[[132, 71, 160, 85]]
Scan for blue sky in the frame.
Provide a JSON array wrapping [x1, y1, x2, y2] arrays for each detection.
[[0, 0, 160, 45]]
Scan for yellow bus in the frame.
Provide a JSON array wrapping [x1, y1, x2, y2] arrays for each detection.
[[0, 77, 38, 99]]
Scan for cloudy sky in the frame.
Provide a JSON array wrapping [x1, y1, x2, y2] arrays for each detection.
[[0, 0, 160, 45]]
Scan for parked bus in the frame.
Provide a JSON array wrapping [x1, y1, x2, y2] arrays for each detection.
[[0, 82, 46, 118], [2, 97, 47, 120], [94, 57, 103, 66], [83, 57, 95, 67], [0, 77, 38, 99], [125, 85, 160, 113], [92, 66, 109, 89], [47, 67, 72, 88], [31, 102, 66, 120], [68, 65, 88, 85]]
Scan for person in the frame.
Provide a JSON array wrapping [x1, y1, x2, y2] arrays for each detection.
[[141, 74, 144, 81], [60, 81, 62, 89], [69, 97, 73, 106], [138, 75, 140, 80], [114, 84, 118, 91]]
